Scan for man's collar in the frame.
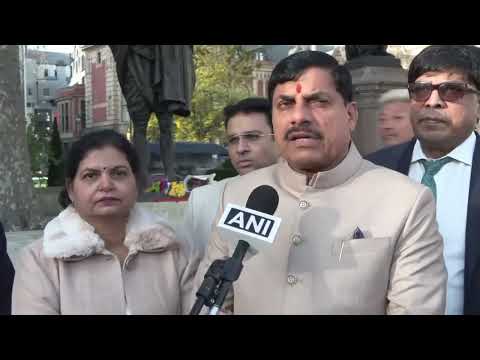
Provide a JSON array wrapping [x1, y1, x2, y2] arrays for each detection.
[[411, 132, 476, 166], [277, 142, 363, 193]]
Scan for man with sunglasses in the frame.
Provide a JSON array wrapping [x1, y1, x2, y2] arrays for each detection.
[[180, 97, 279, 260], [367, 45, 480, 314]]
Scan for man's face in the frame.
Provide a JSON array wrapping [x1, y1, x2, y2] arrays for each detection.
[[271, 67, 357, 174], [410, 71, 480, 152], [226, 112, 278, 175], [377, 101, 414, 146]]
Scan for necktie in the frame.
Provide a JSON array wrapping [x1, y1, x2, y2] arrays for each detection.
[[419, 157, 453, 199]]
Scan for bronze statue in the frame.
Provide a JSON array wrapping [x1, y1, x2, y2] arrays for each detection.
[[344, 45, 400, 69], [109, 45, 195, 181], [345, 45, 391, 60]]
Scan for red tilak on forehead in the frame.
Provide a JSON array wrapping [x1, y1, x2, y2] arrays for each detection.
[[296, 83, 302, 93]]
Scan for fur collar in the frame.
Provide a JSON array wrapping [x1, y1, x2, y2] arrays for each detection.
[[43, 204, 177, 260]]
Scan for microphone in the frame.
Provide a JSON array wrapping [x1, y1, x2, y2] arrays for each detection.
[[190, 185, 281, 315], [217, 185, 281, 253], [208, 185, 281, 315]]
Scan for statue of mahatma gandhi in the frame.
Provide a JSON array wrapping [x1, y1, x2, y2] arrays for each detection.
[[344, 45, 401, 69], [109, 45, 195, 181], [345, 45, 391, 59]]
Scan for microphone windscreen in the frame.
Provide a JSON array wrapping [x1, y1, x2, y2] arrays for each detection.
[[245, 185, 279, 215]]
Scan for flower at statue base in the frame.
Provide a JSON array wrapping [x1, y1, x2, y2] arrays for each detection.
[[168, 181, 187, 198], [184, 173, 216, 192], [158, 179, 169, 193], [145, 178, 169, 193], [145, 181, 160, 193]]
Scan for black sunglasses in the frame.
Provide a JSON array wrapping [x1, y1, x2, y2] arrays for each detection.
[[408, 82, 480, 102]]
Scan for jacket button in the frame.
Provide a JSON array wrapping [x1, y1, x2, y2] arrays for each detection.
[[292, 235, 303, 246], [287, 274, 297, 286], [299, 200, 310, 209]]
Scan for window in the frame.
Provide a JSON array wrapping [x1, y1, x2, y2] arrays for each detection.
[[97, 52, 101, 64], [54, 69, 58, 79], [27, 88, 32, 96], [43, 88, 50, 96], [44, 69, 48, 77], [80, 100, 86, 129], [65, 102, 69, 132], [61, 103, 65, 132], [81, 55, 85, 71], [257, 80, 264, 97], [61, 103, 70, 133], [26, 102, 32, 107]]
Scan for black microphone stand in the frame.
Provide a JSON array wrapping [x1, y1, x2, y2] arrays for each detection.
[[208, 240, 249, 315], [190, 240, 250, 315], [190, 259, 226, 315]]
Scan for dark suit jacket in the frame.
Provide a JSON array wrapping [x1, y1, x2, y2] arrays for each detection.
[[0, 222, 14, 315], [366, 133, 480, 314]]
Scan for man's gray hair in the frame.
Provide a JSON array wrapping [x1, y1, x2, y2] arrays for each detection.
[[378, 88, 410, 105]]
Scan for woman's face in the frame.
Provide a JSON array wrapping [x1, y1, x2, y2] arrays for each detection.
[[67, 146, 138, 222]]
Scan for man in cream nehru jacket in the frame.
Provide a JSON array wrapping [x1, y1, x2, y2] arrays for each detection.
[[194, 50, 447, 314]]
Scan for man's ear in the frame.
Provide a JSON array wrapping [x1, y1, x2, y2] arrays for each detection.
[[346, 101, 358, 132]]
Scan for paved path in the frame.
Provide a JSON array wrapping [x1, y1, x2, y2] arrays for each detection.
[[6, 231, 42, 268]]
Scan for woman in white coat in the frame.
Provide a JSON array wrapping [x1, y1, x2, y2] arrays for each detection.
[[13, 130, 199, 314]]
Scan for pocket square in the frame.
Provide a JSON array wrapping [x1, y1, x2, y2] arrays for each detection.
[[352, 227, 365, 239], [338, 227, 365, 262]]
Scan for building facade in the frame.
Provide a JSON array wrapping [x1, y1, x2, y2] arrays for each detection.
[[55, 84, 86, 152], [69, 45, 86, 86], [82, 45, 131, 135], [53, 45, 131, 152], [247, 45, 337, 97], [54, 45, 87, 151], [24, 49, 72, 125]]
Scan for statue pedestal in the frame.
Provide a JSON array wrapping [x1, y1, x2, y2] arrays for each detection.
[[348, 64, 407, 156]]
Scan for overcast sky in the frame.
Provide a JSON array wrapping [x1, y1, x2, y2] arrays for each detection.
[[46, 45, 75, 53], [29, 45, 75, 53]]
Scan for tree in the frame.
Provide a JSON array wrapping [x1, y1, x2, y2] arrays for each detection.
[[146, 112, 160, 142], [0, 45, 37, 230], [175, 46, 257, 143], [26, 113, 50, 176], [47, 119, 64, 186]]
